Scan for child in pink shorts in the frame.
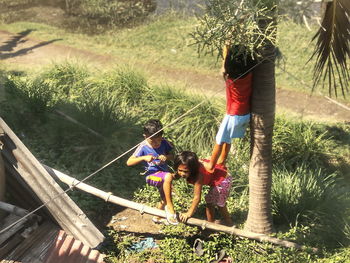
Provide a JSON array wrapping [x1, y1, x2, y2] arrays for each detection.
[[163, 151, 233, 226]]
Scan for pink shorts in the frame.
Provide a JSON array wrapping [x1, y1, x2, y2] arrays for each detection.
[[205, 176, 232, 207]]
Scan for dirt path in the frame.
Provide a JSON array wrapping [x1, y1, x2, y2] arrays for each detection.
[[0, 29, 349, 122]]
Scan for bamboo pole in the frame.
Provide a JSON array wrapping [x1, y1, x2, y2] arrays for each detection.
[[43, 165, 317, 252]]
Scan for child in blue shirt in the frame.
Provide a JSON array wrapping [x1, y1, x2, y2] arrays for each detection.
[[127, 119, 174, 223]]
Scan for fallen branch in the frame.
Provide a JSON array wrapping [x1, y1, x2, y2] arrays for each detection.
[[43, 164, 318, 252]]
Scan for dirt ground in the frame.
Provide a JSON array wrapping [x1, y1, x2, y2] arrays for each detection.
[[0, 27, 349, 237]]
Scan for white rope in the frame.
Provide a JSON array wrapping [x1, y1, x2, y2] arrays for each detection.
[[104, 192, 113, 203], [0, 58, 266, 235]]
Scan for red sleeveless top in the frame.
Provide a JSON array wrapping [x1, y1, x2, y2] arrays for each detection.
[[226, 72, 252, 115], [187, 159, 227, 187]]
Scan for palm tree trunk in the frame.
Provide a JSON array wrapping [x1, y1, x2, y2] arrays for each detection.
[[245, 43, 276, 234]]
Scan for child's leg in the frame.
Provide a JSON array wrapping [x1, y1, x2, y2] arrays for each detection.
[[208, 143, 223, 171], [146, 172, 167, 220], [206, 204, 216, 222], [218, 205, 233, 226], [158, 199, 165, 210], [216, 142, 231, 166]]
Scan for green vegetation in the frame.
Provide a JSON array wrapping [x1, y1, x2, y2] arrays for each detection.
[[2, 11, 349, 102], [0, 62, 349, 262]]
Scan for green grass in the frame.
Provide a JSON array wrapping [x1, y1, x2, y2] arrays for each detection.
[[1, 12, 348, 102]]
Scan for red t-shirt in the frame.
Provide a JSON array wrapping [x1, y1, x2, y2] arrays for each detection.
[[187, 160, 227, 187], [226, 72, 252, 115]]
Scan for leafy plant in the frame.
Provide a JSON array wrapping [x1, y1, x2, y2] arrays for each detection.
[[190, 0, 278, 60], [272, 164, 349, 246], [273, 116, 333, 169]]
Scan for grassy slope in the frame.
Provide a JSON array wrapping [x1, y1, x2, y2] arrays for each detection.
[[0, 14, 349, 103]]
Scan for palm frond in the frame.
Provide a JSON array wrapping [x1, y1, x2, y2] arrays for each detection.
[[310, 0, 350, 97]]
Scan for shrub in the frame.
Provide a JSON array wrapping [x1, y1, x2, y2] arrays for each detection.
[[273, 116, 332, 169], [65, 0, 156, 27], [272, 164, 349, 246], [5, 74, 55, 113]]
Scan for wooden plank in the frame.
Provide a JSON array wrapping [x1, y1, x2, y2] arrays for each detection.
[[0, 154, 5, 202], [0, 214, 27, 246], [0, 233, 24, 259], [0, 201, 40, 220], [4, 161, 52, 220], [0, 154, 6, 221], [4, 221, 57, 261], [0, 118, 104, 248], [20, 223, 59, 263]]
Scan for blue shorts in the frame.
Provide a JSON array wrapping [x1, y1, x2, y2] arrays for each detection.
[[215, 114, 250, 144]]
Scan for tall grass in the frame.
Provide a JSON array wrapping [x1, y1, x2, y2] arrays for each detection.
[[272, 165, 349, 246], [273, 116, 333, 169]]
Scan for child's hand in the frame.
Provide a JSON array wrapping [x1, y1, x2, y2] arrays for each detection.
[[179, 212, 191, 223], [158, 155, 167, 163], [143, 155, 155, 163]]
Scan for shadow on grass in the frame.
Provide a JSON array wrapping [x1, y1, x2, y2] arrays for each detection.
[[0, 70, 148, 230]]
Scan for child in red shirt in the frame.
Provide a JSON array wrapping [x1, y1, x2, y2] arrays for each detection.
[[205, 46, 256, 172], [163, 151, 233, 225]]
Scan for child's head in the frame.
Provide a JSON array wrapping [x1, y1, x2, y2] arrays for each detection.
[[174, 151, 199, 181], [224, 46, 256, 79], [143, 119, 164, 148]]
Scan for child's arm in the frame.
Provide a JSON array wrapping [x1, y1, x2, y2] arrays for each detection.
[[179, 176, 203, 222], [126, 154, 154, 166], [158, 151, 174, 163], [158, 139, 174, 163]]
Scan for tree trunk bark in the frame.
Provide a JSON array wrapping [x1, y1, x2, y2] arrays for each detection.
[[245, 44, 276, 234]]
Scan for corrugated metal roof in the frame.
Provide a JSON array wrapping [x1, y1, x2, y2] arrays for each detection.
[[0, 117, 105, 248]]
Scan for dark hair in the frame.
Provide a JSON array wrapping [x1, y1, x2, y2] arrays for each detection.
[[224, 46, 256, 79], [143, 119, 164, 137], [174, 151, 199, 182]]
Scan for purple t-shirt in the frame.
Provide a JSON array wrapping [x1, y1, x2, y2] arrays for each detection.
[[133, 138, 173, 175]]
